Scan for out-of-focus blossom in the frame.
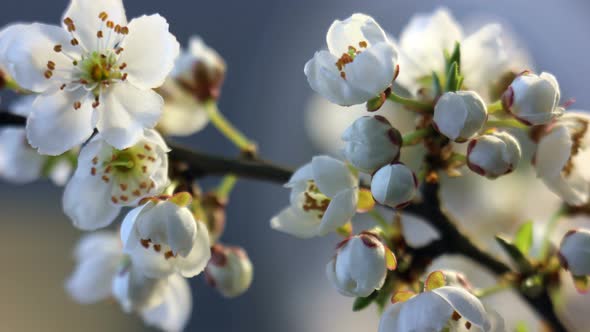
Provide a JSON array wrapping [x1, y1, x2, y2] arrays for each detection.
[[433, 91, 488, 142], [559, 229, 590, 278], [467, 131, 521, 179], [371, 163, 417, 208], [204, 244, 254, 298]]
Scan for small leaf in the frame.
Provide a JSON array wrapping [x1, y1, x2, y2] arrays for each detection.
[[445, 62, 459, 92], [424, 270, 446, 291], [169, 192, 192, 207], [573, 275, 590, 294], [391, 290, 416, 303], [495, 235, 533, 273], [514, 221, 534, 255], [366, 92, 386, 112], [336, 222, 353, 237], [446, 41, 461, 74], [385, 247, 397, 271], [432, 71, 443, 97], [356, 188, 376, 213], [353, 291, 378, 312]]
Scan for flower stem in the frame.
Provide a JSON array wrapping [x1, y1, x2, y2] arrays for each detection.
[[216, 174, 238, 200], [402, 128, 432, 146], [487, 100, 504, 114], [540, 207, 566, 260], [486, 119, 528, 130], [387, 92, 433, 113], [205, 101, 257, 154], [475, 282, 512, 298]]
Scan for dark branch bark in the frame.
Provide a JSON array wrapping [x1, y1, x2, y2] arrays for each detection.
[[0, 111, 568, 331]]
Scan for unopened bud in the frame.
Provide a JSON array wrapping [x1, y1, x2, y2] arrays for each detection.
[[467, 131, 521, 179], [433, 91, 487, 142], [370, 163, 418, 208], [205, 244, 253, 298]]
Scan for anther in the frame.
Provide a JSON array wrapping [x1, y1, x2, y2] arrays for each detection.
[[104, 165, 112, 174], [73, 101, 82, 110], [44, 70, 53, 79], [140, 239, 150, 249], [98, 12, 108, 21], [359, 41, 368, 48], [114, 25, 121, 33], [91, 167, 96, 176], [120, 195, 128, 202], [70, 38, 79, 46], [47, 61, 56, 70], [102, 175, 110, 183], [115, 47, 124, 55], [119, 63, 127, 70], [120, 184, 128, 191], [54, 45, 62, 52], [60, 84, 67, 90], [164, 251, 176, 260], [120, 27, 129, 35], [132, 190, 141, 197], [153, 244, 161, 252], [97, 31, 103, 38], [121, 73, 128, 81], [144, 144, 152, 151], [111, 196, 118, 203], [106, 21, 114, 29]]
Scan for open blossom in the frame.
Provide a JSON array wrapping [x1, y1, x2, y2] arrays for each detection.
[[379, 286, 497, 332], [304, 14, 398, 106], [534, 112, 590, 206], [371, 163, 418, 208], [467, 131, 521, 179], [326, 232, 394, 297], [270, 156, 358, 238], [204, 244, 254, 298], [121, 193, 211, 278], [502, 71, 564, 126], [433, 91, 488, 142], [63, 129, 169, 230], [0, 0, 180, 155]]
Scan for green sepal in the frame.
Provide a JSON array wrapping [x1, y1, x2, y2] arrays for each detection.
[[514, 221, 534, 255], [495, 235, 533, 273], [352, 291, 378, 312]]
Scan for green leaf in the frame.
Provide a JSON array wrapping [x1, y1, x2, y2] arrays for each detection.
[[445, 62, 461, 92], [495, 235, 533, 273], [432, 71, 443, 97], [352, 291, 378, 312], [514, 221, 534, 255], [446, 42, 461, 74]]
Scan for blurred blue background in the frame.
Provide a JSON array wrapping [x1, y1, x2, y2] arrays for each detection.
[[1, 0, 590, 331]]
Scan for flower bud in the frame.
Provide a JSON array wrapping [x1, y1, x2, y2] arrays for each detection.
[[559, 229, 590, 277], [200, 193, 227, 244], [467, 131, 521, 179], [433, 91, 487, 142], [326, 232, 388, 297], [342, 116, 402, 173], [204, 244, 253, 298], [502, 71, 564, 125], [371, 163, 417, 208]]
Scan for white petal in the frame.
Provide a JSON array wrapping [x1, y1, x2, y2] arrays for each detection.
[[119, 15, 180, 89], [535, 124, 572, 178], [141, 274, 192, 332], [157, 80, 209, 136], [378, 302, 403, 332], [0, 128, 44, 183], [270, 206, 320, 239], [319, 188, 357, 235], [311, 155, 356, 197], [462, 24, 508, 93], [175, 220, 211, 278], [121, 203, 152, 247], [62, 0, 127, 51], [432, 286, 490, 330], [396, 291, 453, 331], [326, 13, 388, 55], [98, 82, 163, 149], [48, 159, 74, 186], [27, 90, 94, 156], [542, 172, 590, 207], [286, 162, 313, 187], [0, 23, 79, 92], [166, 205, 197, 257], [74, 231, 121, 260], [345, 42, 397, 97]]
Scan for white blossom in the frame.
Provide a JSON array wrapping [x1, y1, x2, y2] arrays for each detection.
[[534, 112, 590, 206], [139, 273, 192, 332], [467, 131, 521, 179], [63, 129, 169, 230], [270, 155, 358, 238], [433, 91, 488, 142], [0, 0, 180, 155], [204, 244, 254, 298], [326, 232, 388, 297], [371, 163, 418, 208], [342, 115, 402, 173], [304, 14, 398, 106], [559, 229, 590, 277], [502, 71, 564, 126], [121, 195, 211, 278]]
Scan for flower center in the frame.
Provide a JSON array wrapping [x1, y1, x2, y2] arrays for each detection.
[[302, 181, 331, 218], [335, 41, 368, 79]]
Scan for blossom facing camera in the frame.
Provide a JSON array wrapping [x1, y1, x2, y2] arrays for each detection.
[[0, 0, 180, 155], [120, 193, 211, 278], [204, 244, 254, 298], [326, 232, 395, 297], [467, 131, 521, 179], [304, 13, 398, 106], [559, 229, 590, 277], [502, 71, 564, 126], [433, 91, 487, 142], [371, 163, 418, 208], [534, 113, 590, 206], [63, 129, 169, 230], [270, 156, 358, 238], [342, 116, 402, 173]]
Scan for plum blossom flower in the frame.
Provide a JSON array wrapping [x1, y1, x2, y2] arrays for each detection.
[[467, 131, 521, 179], [63, 129, 169, 230], [204, 244, 254, 298], [0, 0, 180, 155], [121, 193, 211, 278], [534, 112, 590, 206], [433, 91, 488, 142], [270, 156, 359, 238], [304, 14, 398, 106]]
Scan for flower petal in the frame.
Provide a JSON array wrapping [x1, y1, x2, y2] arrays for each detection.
[[119, 14, 180, 89], [97, 82, 163, 149], [535, 124, 572, 178], [432, 286, 490, 330], [270, 206, 320, 239], [140, 274, 191, 332], [312, 155, 356, 197], [27, 90, 95, 156], [378, 302, 403, 332], [326, 14, 388, 56], [345, 42, 397, 97], [0, 128, 44, 183], [319, 188, 357, 235], [156, 80, 209, 136], [396, 291, 453, 331], [175, 220, 211, 278]]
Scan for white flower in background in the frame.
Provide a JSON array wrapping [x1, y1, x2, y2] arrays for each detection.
[[433, 91, 488, 142], [0, 96, 73, 185], [371, 163, 418, 208], [534, 112, 590, 206], [63, 129, 169, 230], [270, 156, 358, 238], [394, 7, 527, 100], [559, 229, 590, 277], [121, 193, 211, 278], [0, 0, 180, 155], [342, 115, 402, 174], [66, 231, 123, 304], [326, 232, 394, 297], [467, 131, 521, 179], [502, 71, 564, 126], [304, 13, 398, 106], [157, 36, 226, 136], [139, 273, 192, 332], [204, 244, 254, 298], [379, 286, 495, 332]]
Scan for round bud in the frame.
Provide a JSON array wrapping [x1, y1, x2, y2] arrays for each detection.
[[559, 229, 590, 276], [502, 71, 563, 126], [433, 91, 487, 142], [204, 244, 254, 298], [370, 163, 418, 208], [342, 116, 402, 173], [467, 131, 521, 179], [326, 233, 388, 297]]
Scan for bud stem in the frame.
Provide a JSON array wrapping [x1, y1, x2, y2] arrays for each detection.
[[387, 92, 433, 113], [368, 209, 395, 238], [474, 281, 512, 298], [216, 174, 238, 200], [539, 207, 566, 260], [402, 128, 432, 146], [485, 119, 528, 130], [486, 100, 504, 114], [205, 101, 257, 154]]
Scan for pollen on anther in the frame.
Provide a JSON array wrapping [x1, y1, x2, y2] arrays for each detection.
[[359, 41, 368, 48], [121, 27, 129, 35], [54, 45, 62, 52], [102, 175, 110, 183], [121, 73, 128, 81], [119, 63, 127, 70], [47, 61, 56, 70], [106, 21, 114, 29], [120, 184, 128, 191], [44, 70, 53, 79], [140, 239, 150, 249], [97, 31, 104, 38], [144, 144, 152, 151], [132, 189, 141, 197], [120, 195, 128, 202], [153, 244, 161, 252], [111, 196, 118, 203], [71, 38, 79, 46], [164, 251, 176, 260], [91, 167, 96, 176], [114, 25, 121, 33], [73, 101, 82, 110], [98, 12, 108, 21]]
